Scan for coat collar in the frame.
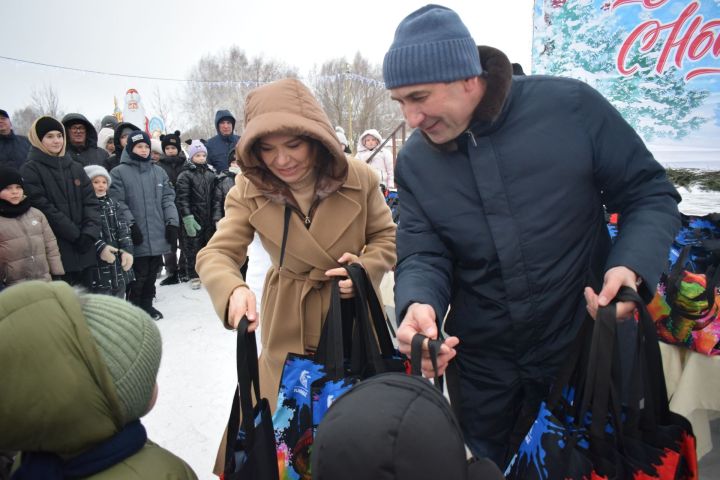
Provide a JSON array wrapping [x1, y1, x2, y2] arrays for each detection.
[[244, 162, 364, 269], [421, 45, 514, 152]]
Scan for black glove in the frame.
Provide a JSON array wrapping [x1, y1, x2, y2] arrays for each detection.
[[165, 224, 179, 246], [130, 224, 144, 246], [77, 234, 96, 253]]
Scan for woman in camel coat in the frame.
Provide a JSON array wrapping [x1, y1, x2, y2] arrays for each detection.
[[196, 78, 396, 411]]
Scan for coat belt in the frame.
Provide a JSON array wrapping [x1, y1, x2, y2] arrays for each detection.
[[274, 266, 329, 350]]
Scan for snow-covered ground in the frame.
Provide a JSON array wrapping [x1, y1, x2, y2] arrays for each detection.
[[143, 188, 720, 479], [143, 235, 269, 478]]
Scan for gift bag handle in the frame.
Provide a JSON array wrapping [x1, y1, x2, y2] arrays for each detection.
[[225, 317, 261, 472]]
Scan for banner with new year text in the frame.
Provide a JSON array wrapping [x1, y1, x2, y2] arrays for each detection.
[[532, 0, 719, 168]]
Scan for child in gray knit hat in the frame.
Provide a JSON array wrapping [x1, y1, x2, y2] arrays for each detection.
[[0, 281, 197, 479]]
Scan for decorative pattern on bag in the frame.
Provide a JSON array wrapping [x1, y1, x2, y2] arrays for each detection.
[[273, 355, 355, 479], [650, 271, 720, 356], [505, 288, 697, 480], [610, 212, 720, 356]]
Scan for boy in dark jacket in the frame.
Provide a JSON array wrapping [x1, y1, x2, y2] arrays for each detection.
[[176, 140, 216, 289], [158, 130, 186, 286], [110, 131, 179, 320], [212, 149, 248, 280], [84, 165, 135, 298]]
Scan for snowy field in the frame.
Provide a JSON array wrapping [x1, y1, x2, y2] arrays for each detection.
[[143, 188, 720, 479]]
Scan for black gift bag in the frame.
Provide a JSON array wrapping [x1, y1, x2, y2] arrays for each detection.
[[223, 317, 279, 480]]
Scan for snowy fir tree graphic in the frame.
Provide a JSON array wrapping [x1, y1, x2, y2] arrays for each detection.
[[533, 0, 710, 141]]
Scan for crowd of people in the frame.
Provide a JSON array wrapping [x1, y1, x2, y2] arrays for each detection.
[[0, 4, 683, 480], [0, 108, 244, 319]]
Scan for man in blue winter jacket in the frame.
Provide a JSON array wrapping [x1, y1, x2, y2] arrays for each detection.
[[384, 5, 681, 468], [206, 109, 239, 172]]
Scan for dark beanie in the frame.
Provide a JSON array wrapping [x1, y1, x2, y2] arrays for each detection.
[[35, 116, 64, 140], [383, 4, 483, 89], [125, 130, 151, 153], [160, 130, 181, 153], [0, 165, 24, 190], [312, 373, 473, 479]]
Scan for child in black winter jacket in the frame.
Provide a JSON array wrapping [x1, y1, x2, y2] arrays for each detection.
[[213, 149, 248, 280], [157, 130, 186, 286], [176, 140, 216, 289], [84, 165, 135, 297]]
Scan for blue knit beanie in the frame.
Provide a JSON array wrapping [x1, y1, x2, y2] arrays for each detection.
[[383, 4, 483, 89]]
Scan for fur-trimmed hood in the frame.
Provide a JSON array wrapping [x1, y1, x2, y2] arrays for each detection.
[[424, 45, 514, 152], [235, 78, 348, 206]]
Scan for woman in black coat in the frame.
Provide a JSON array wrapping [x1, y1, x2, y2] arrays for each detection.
[[20, 116, 100, 287]]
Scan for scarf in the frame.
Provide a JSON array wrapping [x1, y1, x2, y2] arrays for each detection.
[[0, 198, 31, 218], [11, 420, 147, 479]]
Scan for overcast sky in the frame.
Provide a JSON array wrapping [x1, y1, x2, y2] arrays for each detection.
[[1, 0, 534, 129]]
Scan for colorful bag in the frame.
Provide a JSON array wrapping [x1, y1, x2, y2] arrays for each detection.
[[505, 287, 697, 480], [222, 318, 279, 480], [272, 263, 406, 479], [650, 245, 720, 356]]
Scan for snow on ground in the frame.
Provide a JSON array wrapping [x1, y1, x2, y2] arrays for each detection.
[[143, 234, 270, 479], [142, 189, 720, 479]]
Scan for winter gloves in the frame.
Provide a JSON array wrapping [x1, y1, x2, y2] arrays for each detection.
[[98, 244, 133, 271], [120, 251, 134, 272], [182, 215, 201, 238], [77, 234, 96, 253], [165, 225, 179, 246], [99, 245, 118, 264], [130, 224, 144, 245]]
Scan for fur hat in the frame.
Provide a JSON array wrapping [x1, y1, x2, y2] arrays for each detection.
[[150, 138, 163, 155], [186, 139, 208, 161], [383, 5, 483, 89], [160, 130, 181, 154], [335, 126, 349, 148], [84, 164, 111, 186], [81, 294, 162, 421], [97, 127, 114, 150], [35, 116, 64, 140], [0, 165, 23, 190]]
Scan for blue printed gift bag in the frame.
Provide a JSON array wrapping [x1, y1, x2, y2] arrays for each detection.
[[272, 264, 407, 479]]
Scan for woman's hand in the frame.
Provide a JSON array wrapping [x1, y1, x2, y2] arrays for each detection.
[[228, 285, 258, 330], [325, 252, 360, 299]]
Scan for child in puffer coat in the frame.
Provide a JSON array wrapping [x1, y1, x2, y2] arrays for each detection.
[[176, 140, 216, 289], [84, 165, 135, 298], [355, 129, 394, 188], [212, 149, 248, 280], [0, 165, 64, 290]]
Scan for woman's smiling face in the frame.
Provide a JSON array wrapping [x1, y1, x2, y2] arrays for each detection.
[[257, 134, 315, 183]]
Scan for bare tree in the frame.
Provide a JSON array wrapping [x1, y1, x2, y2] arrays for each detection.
[[30, 84, 63, 119], [310, 52, 404, 152], [10, 106, 42, 136], [182, 46, 298, 137], [150, 86, 176, 133]]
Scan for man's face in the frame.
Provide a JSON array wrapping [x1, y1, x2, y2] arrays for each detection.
[[0, 116, 11, 135], [68, 123, 87, 146], [218, 119, 233, 136], [390, 78, 485, 145]]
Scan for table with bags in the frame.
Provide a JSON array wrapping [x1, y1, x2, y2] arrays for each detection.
[[660, 342, 720, 460]]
